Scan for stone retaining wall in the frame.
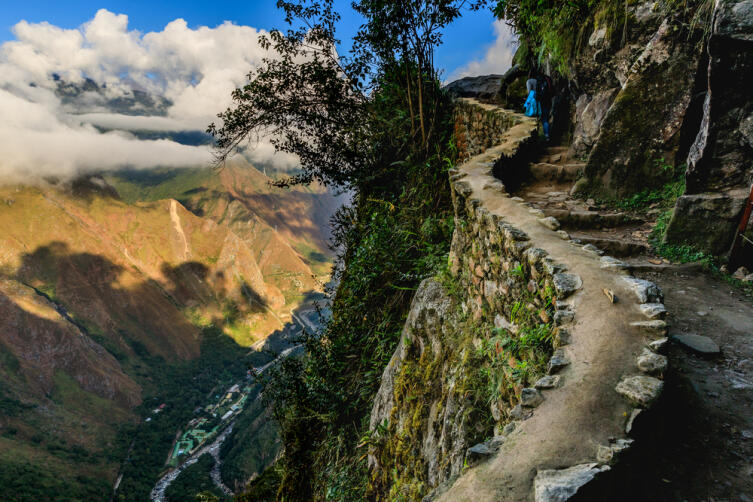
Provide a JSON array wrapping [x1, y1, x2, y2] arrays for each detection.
[[369, 99, 672, 501], [454, 98, 521, 161]]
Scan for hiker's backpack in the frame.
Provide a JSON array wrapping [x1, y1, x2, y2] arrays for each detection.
[[536, 75, 553, 103]]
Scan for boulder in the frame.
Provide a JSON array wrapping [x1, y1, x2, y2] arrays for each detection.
[[615, 375, 664, 406], [534, 463, 610, 502], [584, 19, 701, 196], [665, 0, 753, 255], [664, 190, 748, 255]]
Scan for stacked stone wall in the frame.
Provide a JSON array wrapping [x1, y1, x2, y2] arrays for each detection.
[[370, 99, 672, 502], [453, 99, 520, 161]]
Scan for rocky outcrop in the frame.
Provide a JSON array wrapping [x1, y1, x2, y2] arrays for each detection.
[[444, 74, 504, 102], [368, 279, 474, 493], [664, 189, 750, 254], [583, 17, 702, 194], [665, 0, 753, 255], [572, 88, 619, 158]]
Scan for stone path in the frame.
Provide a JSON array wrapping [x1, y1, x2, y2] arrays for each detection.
[[515, 146, 655, 260], [493, 126, 753, 500], [435, 103, 670, 501]]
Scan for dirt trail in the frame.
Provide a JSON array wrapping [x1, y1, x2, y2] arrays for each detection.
[[438, 120, 666, 501], [626, 268, 753, 501]]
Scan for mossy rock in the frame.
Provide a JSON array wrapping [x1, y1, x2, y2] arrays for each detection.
[[584, 20, 702, 196]]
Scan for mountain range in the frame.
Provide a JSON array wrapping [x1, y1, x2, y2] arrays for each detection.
[[0, 161, 342, 499]]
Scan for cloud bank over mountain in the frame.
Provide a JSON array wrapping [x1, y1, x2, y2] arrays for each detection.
[[447, 20, 518, 81], [0, 9, 298, 182]]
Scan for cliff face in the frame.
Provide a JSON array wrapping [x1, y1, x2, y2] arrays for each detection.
[[665, 0, 753, 254], [557, 2, 700, 193], [564, 0, 753, 256]]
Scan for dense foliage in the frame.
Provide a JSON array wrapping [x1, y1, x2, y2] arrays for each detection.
[[165, 454, 228, 502], [0, 460, 111, 502], [210, 1, 488, 499], [219, 388, 279, 491], [495, 0, 714, 73]]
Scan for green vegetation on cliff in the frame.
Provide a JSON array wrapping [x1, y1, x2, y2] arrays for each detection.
[[212, 1, 490, 499], [496, 0, 712, 72]]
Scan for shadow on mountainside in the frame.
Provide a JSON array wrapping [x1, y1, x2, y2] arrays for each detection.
[[10, 241, 271, 361], [0, 283, 140, 407]]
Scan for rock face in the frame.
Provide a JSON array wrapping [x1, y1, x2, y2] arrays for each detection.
[[368, 279, 476, 490], [572, 88, 619, 157], [665, 0, 753, 255], [584, 18, 702, 194], [445, 74, 503, 102]]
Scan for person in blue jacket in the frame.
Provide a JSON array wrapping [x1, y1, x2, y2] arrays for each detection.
[[524, 69, 539, 118]]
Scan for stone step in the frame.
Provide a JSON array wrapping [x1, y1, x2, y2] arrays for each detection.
[[529, 163, 584, 182], [544, 208, 641, 229], [544, 146, 568, 155], [569, 235, 649, 257], [539, 147, 572, 164]]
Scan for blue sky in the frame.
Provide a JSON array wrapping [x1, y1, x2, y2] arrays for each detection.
[[0, 2, 516, 178], [0, 1, 502, 78]]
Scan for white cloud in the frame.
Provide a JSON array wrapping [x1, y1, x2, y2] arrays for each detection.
[[447, 20, 518, 82], [0, 9, 299, 183]]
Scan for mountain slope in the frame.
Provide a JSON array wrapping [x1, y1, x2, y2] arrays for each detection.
[[0, 162, 340, 500]]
